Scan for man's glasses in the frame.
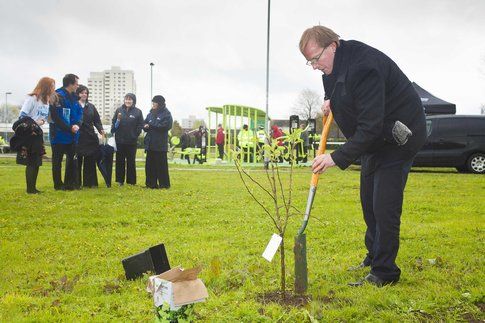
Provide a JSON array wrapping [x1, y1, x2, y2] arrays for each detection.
[[306, 46, 327, 66]]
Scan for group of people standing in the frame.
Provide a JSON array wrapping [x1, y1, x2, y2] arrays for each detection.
[[180, 125, 210, 164], [11, 74, 173, 193]]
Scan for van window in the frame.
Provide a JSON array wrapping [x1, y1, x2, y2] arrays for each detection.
[[467, 118, 485, 135]]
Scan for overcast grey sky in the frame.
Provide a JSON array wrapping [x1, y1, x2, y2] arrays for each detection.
[[1, 0, 484, 122]]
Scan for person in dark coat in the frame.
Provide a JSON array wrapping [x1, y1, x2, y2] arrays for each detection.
[[300, 26, 426, 286], [180, 130, 192, 164], [14, 77, 55, 193], [76, 85, 105, 188], [193, 126, 208, 164], [111, 93, 143, 185], [49, 74, 82, 190], [143, 95, 173, 189]]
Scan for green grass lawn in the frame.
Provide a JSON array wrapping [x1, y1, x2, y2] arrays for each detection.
[[0, 158, 483, 321]]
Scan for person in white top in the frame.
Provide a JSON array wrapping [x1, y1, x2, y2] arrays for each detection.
[[18, 77, 56, 193]]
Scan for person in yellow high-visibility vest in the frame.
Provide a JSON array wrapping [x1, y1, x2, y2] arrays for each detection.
[[237, 124, 254, 162]]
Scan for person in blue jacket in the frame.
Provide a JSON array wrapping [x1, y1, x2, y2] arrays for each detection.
[[49, 74, 82, 190], [143, 95, 173, 189]]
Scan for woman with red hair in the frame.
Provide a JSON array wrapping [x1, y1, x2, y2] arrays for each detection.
[[17, 77, 55, 193]]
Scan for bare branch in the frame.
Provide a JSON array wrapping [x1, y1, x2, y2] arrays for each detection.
[[270, 162, 281, 225], [310, 214, 330, 228], [275, 165, 288, 214], [290, 205, 303, 215], [239, 165, 276, 202], [234, 158, 280, 230], [282, 142, 296, 235]]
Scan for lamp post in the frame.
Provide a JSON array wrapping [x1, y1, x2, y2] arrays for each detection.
[[150, 62, 154, 100], [265, 0, 271, 133], [4, 92, 12, 141]]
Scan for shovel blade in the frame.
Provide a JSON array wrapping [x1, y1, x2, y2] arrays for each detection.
[[294, 233, 308, 294]]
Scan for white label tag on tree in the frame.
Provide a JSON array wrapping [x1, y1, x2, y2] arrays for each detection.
[[262, 234, 282, 262]]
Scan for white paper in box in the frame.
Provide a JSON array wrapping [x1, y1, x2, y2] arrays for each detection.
[[151, 277, 174, 309], [147, 266, 208, 311]]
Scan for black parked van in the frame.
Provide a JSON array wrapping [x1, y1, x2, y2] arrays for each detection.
[[413, 115, 485, 173]]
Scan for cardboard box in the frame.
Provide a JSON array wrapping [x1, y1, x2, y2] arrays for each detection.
[[147, 266, 208, 310]]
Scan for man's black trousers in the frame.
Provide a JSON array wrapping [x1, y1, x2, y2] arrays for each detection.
[[51, 143, 77, 190], [181, 147, 191, 164], [217, 143, 224, 159], [359, 149, 415, 283], [145, 150, 170, 188], [116, 143, 137, 185]]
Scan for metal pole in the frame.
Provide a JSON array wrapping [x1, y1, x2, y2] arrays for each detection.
[[265, 0, 271, 133], [5, 92, 12, 141], [150, 62, 154, 100]]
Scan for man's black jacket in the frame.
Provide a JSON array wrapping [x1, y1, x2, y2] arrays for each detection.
[[323, 40, 427, 169]]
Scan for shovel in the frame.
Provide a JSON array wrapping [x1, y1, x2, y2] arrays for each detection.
[[294, 111, 334, 294]]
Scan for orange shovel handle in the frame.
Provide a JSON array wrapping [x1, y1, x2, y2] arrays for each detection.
[[310, 112, 334, 187]]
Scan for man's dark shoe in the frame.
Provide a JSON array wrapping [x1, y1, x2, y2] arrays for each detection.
[[347, 262, 369, 271], [364, 273, 387, 287], [348, 274, 395, 287]]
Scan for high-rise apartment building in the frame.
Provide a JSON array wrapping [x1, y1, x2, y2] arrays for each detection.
[[87, 66, 136, 123], [182, 115, 205, 129]]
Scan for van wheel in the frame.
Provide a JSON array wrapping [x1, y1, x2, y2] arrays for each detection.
[[467, 153, 485, 174]]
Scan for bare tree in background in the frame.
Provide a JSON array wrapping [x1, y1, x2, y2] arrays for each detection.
[[0, 104, 20, 123], [192, 119, 206, 130], [292, 89, 322, 120]]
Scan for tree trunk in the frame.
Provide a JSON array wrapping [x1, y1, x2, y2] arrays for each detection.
[[280, 236, 286, 300]]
